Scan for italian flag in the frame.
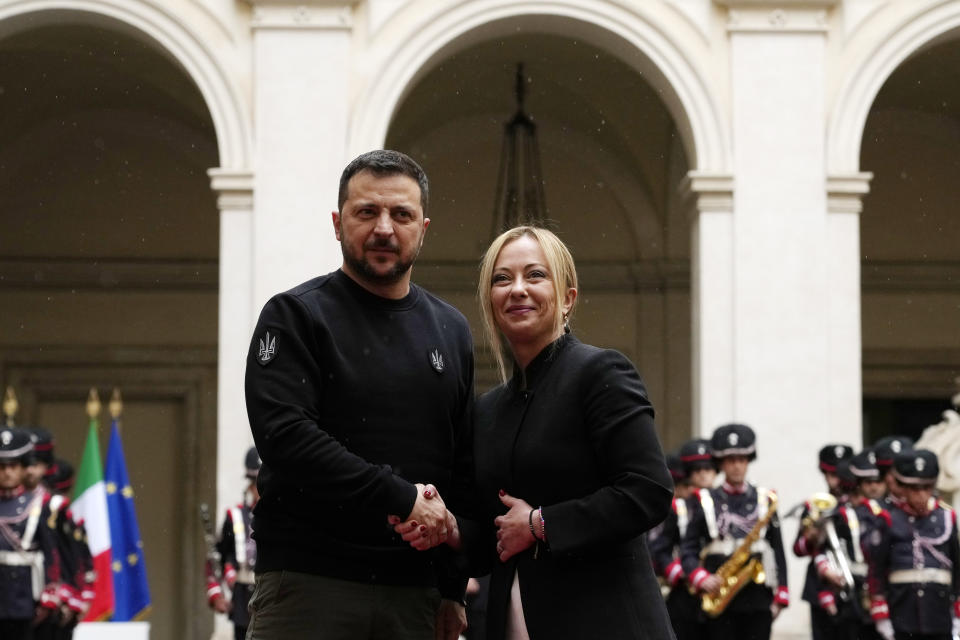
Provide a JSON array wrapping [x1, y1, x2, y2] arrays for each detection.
[[72, 418, 114, 621]]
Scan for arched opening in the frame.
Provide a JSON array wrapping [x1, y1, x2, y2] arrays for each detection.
[[0, 13, 220, 640], [385, 24, 694, 447], [859, 38, 960, 443]]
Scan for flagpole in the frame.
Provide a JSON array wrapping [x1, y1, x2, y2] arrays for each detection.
[[86, 387, 101, 422], [3, 386, 17, 427], [109, 388, 122, 423]]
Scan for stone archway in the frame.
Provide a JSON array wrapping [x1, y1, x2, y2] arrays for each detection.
[[349, 0, 728, 174], [367, 5, 725, 447], [0, 5, 247, 638]]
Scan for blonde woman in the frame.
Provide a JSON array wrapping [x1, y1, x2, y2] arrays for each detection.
[[471, 226, 675, 639]]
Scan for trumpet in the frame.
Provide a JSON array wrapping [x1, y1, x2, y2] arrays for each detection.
[[788, 492, 855, 600]]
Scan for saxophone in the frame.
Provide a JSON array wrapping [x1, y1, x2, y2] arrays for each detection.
[[700, 491, 778, 618]]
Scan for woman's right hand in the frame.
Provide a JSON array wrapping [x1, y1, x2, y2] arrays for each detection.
[[493, 490, 536, 562]]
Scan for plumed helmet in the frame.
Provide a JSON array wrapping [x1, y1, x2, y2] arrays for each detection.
[[872, 435, 914, 472], [244, 446, 261, 479], [818, 443, 854, 473], [0, 427, 33, 464], [710, 423, 756, 461], [26, 426, 55, 466], [848, 449, 880, 482], [892, 449, 938, 486], [679, 438, 715, 473], [666, 452, 686, 484]]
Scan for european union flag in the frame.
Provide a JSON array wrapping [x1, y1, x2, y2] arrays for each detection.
[[105, 419, 151, 620]]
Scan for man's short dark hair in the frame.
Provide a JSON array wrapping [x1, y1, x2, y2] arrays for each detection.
[[338, 150, 429, 214]]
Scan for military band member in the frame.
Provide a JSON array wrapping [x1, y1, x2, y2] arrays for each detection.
[[680, 424, 789, 640], [871, 436, 914, 501], [0, 427, 59, 640], [829, 453, 887, 640], [794, 444, 855, 640], [206, 447, 260, 640], [864, 449, 959, 640], [650, 438, 716, 640], [47, 458, 91, 640]]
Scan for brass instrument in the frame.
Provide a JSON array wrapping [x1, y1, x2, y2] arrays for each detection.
[[700, 491, 778, 618], [792, 493, 856, 600]]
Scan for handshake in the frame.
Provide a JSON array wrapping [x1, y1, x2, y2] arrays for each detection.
[[388, 483, 460, 551]]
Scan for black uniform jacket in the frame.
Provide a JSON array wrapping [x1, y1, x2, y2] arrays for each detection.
[[471, 334, 675, 640], [865, 499, 959, 635], [679, 484, 789, 613]]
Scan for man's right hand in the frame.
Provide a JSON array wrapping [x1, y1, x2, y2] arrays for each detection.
[[210, 594, 229, 614], [391, 483, 449, 550], [820, 567, 847, 589], [699, 574, 724, 596]]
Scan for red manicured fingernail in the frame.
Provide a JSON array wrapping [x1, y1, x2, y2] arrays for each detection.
[[410, 521, 418, 527], [424, 490, 433, 498], [499, 489, 505, 496], [420, 525, 427, 532]]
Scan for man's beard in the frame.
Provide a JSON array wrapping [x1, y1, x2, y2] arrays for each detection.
[[341, 236, 421, 285]]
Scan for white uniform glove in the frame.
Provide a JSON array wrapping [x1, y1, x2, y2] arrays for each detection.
[[952, 616, 959, 640], [875, 618, 894, 640]]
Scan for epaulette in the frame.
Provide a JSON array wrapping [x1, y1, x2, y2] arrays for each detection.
[[867, 499, 884, 516]]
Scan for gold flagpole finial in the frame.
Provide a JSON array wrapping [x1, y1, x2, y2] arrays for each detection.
[[86, 388, 101, 420], [3, 387, 18, 427], [109, 388, 123, 420]]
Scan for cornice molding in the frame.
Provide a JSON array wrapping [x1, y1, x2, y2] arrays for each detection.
[[0, 258, 219, 291], [827, 172, 873, 214], [2, 257, 955, 294], [208, 168, 254, 211], [246, 1, 354, 30], [679, 172, 735, 217], [715, 0, 837, 33]]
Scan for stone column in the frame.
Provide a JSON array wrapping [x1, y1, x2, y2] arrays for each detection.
[[715, 2, 849, 634], [249, 1, 354, 308], [208, 167, 254, 640], [827, 173, 872, 444], [681, 172, 735, 437]]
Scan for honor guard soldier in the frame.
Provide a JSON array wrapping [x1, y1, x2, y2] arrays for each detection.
[[871, 436, 914, 501], [794, 444, 855, 640], [45, 458, 90, 639], [650, 438, 716, 640], [805, 458, 875, 640], [865, 449, 959, 640], [680, 424, 789, 640], [0, 427, 59, 640], [206, 446, 260, 640], [26, 427, 89, 640]]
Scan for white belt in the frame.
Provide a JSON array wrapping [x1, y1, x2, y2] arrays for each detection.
[[0, 550, 44, 599], [850, 561, 867, 578], [236, 568, 255, 585], [0, 549, 42, 566], [889, 568, 952, 585], [703, 539, 769, 557]]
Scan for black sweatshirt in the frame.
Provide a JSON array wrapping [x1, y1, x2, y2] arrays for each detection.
[[244, 269, 474, 597]]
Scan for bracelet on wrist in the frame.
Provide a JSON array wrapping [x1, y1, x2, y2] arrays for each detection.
[[538, 506, 546, 541], [528, 508, 538, 541]]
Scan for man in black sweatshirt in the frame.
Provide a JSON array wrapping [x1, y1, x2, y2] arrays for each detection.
[[244, 150, 474, 640]]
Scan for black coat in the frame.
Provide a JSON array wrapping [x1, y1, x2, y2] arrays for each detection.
[[472, 334, 675, 640]]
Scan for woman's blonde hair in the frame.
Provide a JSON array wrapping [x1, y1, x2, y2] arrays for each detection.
[[478, 226, 578, 382]]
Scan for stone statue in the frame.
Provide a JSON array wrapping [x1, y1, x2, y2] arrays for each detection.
[[915, 377, 960, 510]]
